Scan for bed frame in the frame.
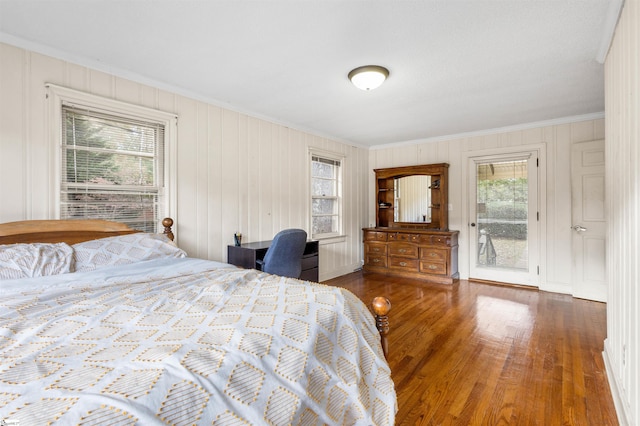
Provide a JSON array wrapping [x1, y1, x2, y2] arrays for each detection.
[[0, 217, 175, 245], [0, 217, 391, 357]]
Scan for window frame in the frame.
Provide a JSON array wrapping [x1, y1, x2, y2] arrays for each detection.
[[46, 84, 178, 234], [309, 149, 344, 240]]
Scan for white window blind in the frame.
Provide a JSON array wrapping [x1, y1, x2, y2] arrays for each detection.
[[311, 154, 342, 238], [61, 105, 165, 233]]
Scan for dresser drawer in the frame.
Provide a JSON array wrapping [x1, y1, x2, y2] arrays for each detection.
[[389, 233, 420, 242], [420, 248, 447, 262], [365, 254, 388, 267], [365, 242, 387, 255], [389, 242, 418, 258], [431, 235, 450, 246], [389, 257, 419, 271], [420, 261, 447, 275], [418, 235, 450, 246], [364, 231, 388, 242], [393, 233, 420, 242], [418, 235, 432, 244]]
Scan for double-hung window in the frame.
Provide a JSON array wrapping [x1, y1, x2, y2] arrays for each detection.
[[311, 153, 343, 239], [49, 85, 176, 233]]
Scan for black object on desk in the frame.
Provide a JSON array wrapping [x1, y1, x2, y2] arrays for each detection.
[[227, 239, 319, 282]]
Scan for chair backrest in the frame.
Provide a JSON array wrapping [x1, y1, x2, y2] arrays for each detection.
[[262, 229, 308, 278]]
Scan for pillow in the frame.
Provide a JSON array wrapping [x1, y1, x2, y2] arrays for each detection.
[[0, 242, 74, 280], [73, 233, 187, 272]]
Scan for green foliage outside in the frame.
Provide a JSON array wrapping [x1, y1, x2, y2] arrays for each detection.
[[65, 115, 118, 184], [63, 113, 158, 231], [477, 177, 528, 239], [65, 115, 155, 185]]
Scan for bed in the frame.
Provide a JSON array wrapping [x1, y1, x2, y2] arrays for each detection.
[[0, 218, 395, 425]]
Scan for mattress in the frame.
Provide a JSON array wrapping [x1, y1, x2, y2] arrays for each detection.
[[0, 257, 395, 425]]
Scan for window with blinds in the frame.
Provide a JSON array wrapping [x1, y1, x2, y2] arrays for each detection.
[[61, 106, 165, 233], [311, 154, 342, 238]]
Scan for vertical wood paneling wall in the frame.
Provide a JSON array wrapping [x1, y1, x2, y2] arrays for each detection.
[[369, 119, 605, 295], [604, 1, 639, 424], [0, 42, 367, 281]]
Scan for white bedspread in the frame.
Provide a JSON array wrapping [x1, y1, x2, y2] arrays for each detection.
[[0, 258, 395, 425]]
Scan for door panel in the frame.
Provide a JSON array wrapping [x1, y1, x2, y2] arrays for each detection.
[[571, 140, 606, 302]]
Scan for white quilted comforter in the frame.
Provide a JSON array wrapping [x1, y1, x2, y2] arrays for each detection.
[[0, 258, 396, 425]]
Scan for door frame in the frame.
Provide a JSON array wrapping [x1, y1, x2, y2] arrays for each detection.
[[461, 143, 547, 286]]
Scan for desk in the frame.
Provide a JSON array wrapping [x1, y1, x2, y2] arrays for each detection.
[[227, 240, 319, 281]]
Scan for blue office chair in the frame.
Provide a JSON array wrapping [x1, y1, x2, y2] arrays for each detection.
[[257, 229, 308, 278]]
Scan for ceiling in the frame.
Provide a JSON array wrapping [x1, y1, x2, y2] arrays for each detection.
[[0, 1, 619, 148]]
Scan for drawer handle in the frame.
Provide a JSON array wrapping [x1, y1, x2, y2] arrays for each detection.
[[399, 262, 407, 267], [373, 248, 380, 252], [373, 258, 380, 263], [399, 249, 406, 253], [430, 253, 437, 257], [428, 265, 438, 270]]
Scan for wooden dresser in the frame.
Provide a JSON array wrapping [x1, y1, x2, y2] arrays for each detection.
[[363, 228, 459, 284], [364, 163, 459, 284]]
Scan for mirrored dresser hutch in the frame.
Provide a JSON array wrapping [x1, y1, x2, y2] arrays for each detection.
[[363, 163, 459, 284]]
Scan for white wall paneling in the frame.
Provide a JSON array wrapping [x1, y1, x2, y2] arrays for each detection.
[[0, 42, 367, 281], [369, 119, 604, 296], [603, 1, 640, 424]]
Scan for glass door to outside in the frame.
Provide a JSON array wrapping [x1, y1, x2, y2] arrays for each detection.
[[469, 153, 539, 286]]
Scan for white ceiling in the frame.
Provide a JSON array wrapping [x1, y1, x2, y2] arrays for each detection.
[[0, 1, 619, 148]]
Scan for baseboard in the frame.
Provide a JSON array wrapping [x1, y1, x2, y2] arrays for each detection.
[[603, 338, 629, 425], [539, 281, 572, 295], [572, 290, 606, 303]]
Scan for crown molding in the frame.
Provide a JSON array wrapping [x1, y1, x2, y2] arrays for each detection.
[[0, 33, 365, 149], [370, 112, 605, 151], [0, 33, 606, 152], [595, 0, 624, 64]]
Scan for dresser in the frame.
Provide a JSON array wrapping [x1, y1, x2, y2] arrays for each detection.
[[365, 163, 459, 284], [227, 240, 319, 281], [363, 228, 459, 284]]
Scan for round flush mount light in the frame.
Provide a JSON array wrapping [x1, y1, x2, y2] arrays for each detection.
[[348, 65, 389, 91]]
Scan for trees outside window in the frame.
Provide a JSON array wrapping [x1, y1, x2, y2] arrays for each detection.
[[311, 154, 342, 239]]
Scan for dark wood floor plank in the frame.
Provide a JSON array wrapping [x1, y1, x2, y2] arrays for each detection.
[[325, 271, 618, 425]]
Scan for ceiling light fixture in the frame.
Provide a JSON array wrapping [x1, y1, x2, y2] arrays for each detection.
[[348, 65, 389, 91]]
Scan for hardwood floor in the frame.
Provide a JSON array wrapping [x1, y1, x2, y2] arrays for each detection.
[[325, 272, 618, 425]]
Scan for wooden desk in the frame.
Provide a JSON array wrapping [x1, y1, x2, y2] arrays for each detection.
[[227, 240, 319, 282]]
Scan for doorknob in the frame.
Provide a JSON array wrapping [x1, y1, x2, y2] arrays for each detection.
[[572, 225, 587, 232]]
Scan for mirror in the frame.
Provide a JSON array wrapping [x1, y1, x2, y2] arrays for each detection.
[[394, 175, 433, 223], [374, 163, 449, 230]]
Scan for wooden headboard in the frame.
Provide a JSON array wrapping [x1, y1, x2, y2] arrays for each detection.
[[0, 217, 174, 245]]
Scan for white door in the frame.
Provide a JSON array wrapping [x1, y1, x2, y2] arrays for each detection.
[[571, 139, 606, 302], [469, 152, 539, 286]]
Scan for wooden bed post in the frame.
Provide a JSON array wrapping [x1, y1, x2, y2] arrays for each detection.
[[162, 218, 175, 241], [372, 297, 391, 359]]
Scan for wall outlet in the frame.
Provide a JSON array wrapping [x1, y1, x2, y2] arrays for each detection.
[[448, 203, 453, 211]]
